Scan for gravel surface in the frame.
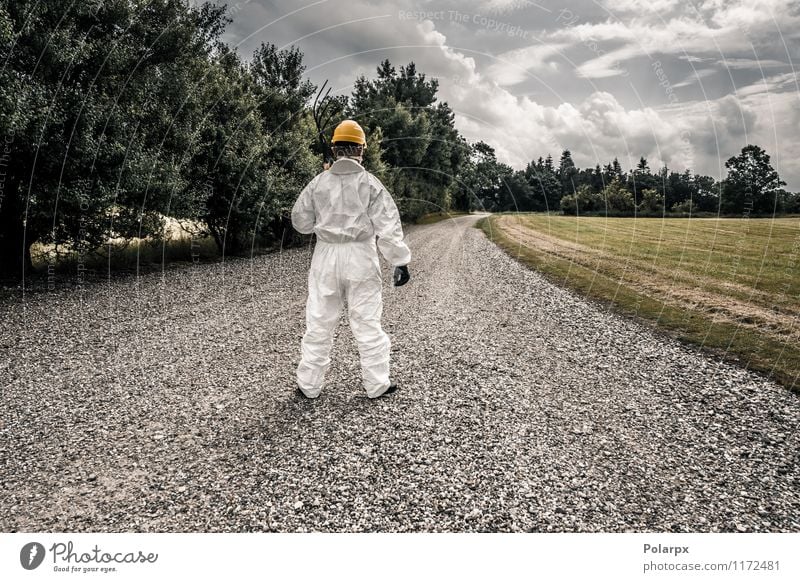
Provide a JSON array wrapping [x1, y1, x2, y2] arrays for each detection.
[[1, 214, 798, 532]]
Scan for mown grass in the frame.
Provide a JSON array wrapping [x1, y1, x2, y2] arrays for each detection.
[[479, 214, 800, 392]]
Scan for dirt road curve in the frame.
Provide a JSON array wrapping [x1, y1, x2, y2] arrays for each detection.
[[1, 214, 798, 532]]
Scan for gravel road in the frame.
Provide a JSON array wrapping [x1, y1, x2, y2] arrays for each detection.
[[1, 214, 798, 532]]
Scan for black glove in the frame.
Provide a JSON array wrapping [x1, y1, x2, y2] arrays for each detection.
[[393, 265, 410, 287]]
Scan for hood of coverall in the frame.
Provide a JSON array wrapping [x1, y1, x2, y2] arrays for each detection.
[[329, 157, 364, 175]]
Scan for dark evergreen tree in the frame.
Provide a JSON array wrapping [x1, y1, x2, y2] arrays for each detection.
[[630, 156, 658, 205], [349, 60, 464, 219], [558, 150, 578, 197]]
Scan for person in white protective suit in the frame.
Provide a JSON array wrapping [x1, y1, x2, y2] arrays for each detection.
[[291, 119, 411, 399]]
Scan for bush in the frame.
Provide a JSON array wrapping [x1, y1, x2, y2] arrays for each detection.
[[778, 191, 800, 214], [601, 179, 635, 213], [671, 199, 696, 213], [638, 188, 665, 213], [560, 194, 578, 215], [560, 184, 603, 215]]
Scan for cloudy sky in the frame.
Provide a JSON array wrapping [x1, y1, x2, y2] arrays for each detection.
[[215, 0, 800, 189]]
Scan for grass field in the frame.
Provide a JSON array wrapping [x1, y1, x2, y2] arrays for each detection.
[[481, 214, 800, 391]]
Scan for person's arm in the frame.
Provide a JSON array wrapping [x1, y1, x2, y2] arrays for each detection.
[[368, 176, 412, 267], [291, 178, 317, 234]]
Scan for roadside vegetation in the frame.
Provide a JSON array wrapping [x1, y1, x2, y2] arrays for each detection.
[[481, 214, 800, 391]]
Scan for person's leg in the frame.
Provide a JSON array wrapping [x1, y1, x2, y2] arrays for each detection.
[[296, 248, 343, 398], [345, 248, 392, 398]]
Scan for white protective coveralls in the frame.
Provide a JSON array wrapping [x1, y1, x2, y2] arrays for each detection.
[[291, 157, 411, 398]]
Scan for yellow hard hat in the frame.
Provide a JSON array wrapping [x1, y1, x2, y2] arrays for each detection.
[[332, 119, 366, 145]]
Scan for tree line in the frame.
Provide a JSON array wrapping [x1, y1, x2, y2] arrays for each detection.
[[1, 1, 796, 281], [462, 143, 798, 217]]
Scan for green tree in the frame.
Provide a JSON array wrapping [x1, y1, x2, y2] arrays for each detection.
[[692, 174, 720, 212], [349, 60, 464, 219], [782, 191, 800, 214], [631, 157, 659, 205], [558, 149, 578, 197], [250, 43, 315, 130], [182, 47, 269, 254], [722, 144, 785, 214], [249, 42, 318, 246], [466, 141, 511, 211], [496, 170, 532, 211], [560, 184, 603, 215], [638, 188, 664, 214], [451, 136, 481, 212], [601, 178, 635, 213], [524, 158, 561, 212], [0, 0, 228, 278]]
